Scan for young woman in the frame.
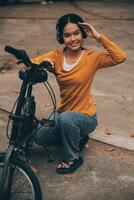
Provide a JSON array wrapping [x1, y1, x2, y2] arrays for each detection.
[[32, 14, 127, 174]]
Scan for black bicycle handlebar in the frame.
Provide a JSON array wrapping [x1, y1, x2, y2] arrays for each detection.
[[5, 45, 56, 75], [5, 45, 32, 68]]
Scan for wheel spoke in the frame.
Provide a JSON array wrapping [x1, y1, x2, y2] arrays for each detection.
[[0, 159, 42, 200]]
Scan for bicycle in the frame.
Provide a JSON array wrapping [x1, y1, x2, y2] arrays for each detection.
[[0, 45, 56, 200]]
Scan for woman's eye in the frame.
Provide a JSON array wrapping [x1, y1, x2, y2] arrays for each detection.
[[74, 31, 80, 35], [63, 34, 70, 38]]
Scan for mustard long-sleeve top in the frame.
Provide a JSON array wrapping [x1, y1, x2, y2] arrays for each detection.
[[32, 35, 127, 116]]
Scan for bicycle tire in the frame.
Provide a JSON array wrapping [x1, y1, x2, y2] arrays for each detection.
[[0, 155, 43, 200]]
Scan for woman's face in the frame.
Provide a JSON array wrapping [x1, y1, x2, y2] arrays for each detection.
[[63, 23, 84, 51]]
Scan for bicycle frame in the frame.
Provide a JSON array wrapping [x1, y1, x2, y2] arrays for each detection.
[[10, 80, 35, 141], [0, 72, 36, 196]]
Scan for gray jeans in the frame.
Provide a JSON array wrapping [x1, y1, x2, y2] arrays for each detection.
[[34, 111, 97, 162]]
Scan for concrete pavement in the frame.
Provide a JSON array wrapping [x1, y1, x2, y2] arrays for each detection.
[[31, 141, 134, 200]]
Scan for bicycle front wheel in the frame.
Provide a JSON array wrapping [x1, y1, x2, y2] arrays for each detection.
[[0, 156, 43, 200]]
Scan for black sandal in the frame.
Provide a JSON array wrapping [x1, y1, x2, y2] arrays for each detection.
[[56, 157, 83, 174]]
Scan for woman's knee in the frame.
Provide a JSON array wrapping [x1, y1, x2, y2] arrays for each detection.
[[59, 111, 77, 126], [34, 126, 50, 145]]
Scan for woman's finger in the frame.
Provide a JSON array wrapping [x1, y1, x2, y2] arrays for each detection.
[[43, 58, 55, 66], [78, 22, 90, 26]]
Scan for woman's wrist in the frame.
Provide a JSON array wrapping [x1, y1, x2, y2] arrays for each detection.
[[94, 33, 101, 40]]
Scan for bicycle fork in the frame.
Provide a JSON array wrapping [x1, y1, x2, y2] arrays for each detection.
[[0, 145, 14, 198]]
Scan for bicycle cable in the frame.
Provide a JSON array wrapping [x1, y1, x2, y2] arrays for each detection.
[[43, 81, 57, 120], [6, 96, 20, 139]]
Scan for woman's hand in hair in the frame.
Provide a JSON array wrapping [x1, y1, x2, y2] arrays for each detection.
[[78, 22, 101, 40]]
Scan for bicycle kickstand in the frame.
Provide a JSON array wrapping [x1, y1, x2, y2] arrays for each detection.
[[43, 146, 55, 162]]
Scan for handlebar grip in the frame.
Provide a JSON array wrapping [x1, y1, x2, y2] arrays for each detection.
[[5, 45, 32, 67], [5, 45, 19, 55]]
